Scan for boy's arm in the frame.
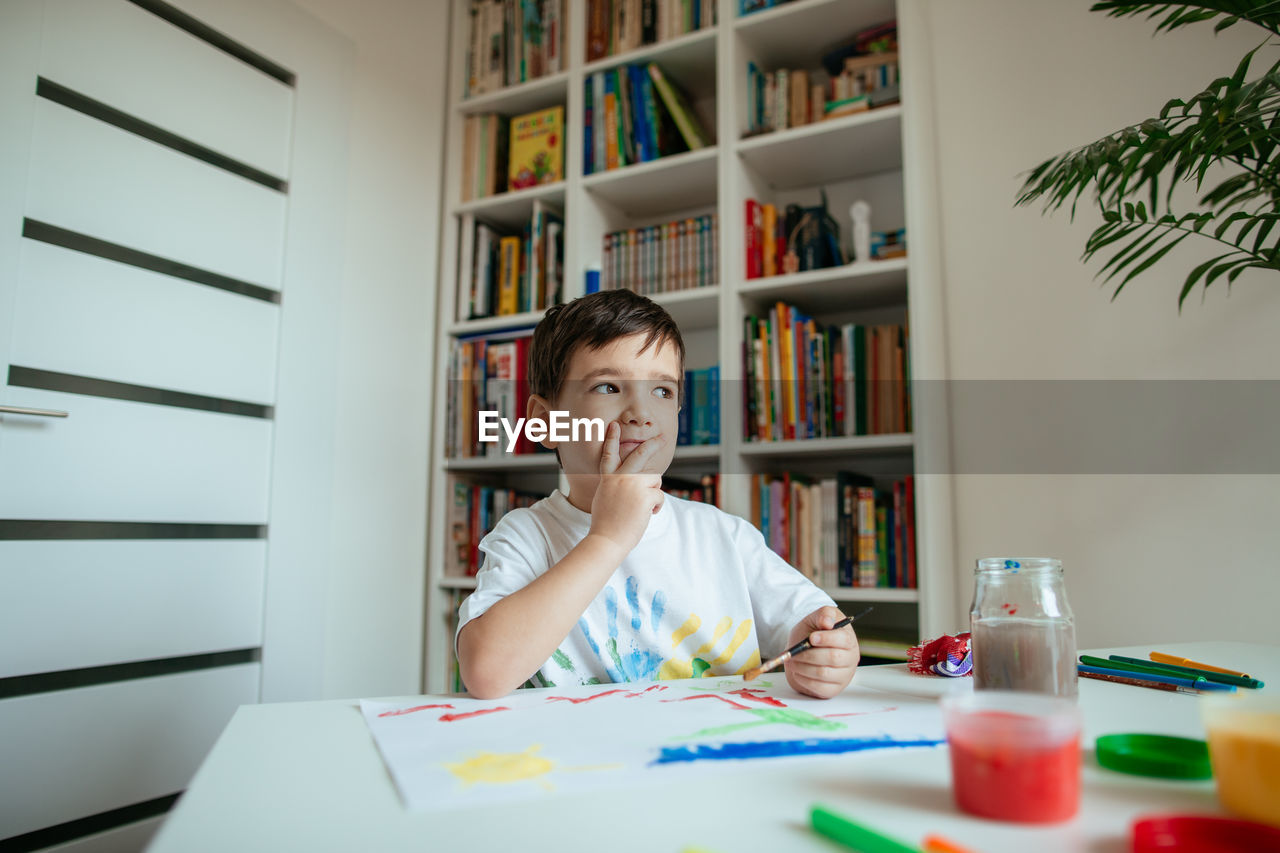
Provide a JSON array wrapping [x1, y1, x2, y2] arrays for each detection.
[[457, 423, 664, 698]]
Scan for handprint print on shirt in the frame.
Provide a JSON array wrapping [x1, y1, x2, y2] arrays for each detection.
[[560, 575, 762, 684], [658, 615, 761, 680], [576, 576, 668, 682]]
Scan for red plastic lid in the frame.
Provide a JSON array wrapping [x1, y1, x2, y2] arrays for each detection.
[[1132, 815, 1280, 852]]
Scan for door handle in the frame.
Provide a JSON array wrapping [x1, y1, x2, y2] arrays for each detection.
[[0, 405, 69, 418]]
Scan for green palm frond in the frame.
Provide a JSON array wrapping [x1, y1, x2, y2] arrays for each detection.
[[1016, 40, 1280, 307], [1089, 1, 1280, 37]]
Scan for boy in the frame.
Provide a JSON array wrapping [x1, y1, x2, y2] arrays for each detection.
[[456, 290, 859, 699]]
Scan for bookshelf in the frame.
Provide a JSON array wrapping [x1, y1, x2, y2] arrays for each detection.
[[426, 0, 955, 693]]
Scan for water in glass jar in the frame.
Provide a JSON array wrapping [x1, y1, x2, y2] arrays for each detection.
[[972, 617, 1078, 698]]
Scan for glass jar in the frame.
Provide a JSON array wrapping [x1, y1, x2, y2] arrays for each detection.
[[970, 557, 1077, 698]]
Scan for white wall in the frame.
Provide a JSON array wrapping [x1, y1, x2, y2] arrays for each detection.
[[920, 1, 1280, 646], [289, 0, 449, 698]]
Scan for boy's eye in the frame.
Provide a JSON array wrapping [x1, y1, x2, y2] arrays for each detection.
[[590, 382, 619, 394], [653, 385, 675, 400]]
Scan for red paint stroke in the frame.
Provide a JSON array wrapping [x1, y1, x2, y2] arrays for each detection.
[[545, 689, 629, 705], [438, 706, 510, 722], [624, 685, 670, 698], [822, 707, 898, 718], [725, 688, 786, 707], [1008, 608, 1018, 615], [377, 703, 454, 718], [661, 694, 751, 710]]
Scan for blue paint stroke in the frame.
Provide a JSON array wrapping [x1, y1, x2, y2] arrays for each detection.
[[650, 590, 666, 633], [650, 736, 945, 765], [578, 618, 623, 683], [626, 576, 642, 632], [614, 643, 665, 681], [605, 587, 619, 639]]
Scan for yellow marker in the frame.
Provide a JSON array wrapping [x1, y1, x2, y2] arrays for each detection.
[[1150, 652, 1251, 678]]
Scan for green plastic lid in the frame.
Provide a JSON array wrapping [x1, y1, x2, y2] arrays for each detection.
[[1095, 733, 1212, 780]]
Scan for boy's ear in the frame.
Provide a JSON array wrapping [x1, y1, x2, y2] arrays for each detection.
[[526, 394, 558, 449]]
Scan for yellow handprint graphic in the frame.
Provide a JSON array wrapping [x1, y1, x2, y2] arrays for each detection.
[[658, 615, 761, 680]]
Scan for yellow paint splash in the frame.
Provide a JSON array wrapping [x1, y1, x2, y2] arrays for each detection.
[[707, 620, 753, 667], [445, 745, 554, 787], [671, 614, 701, 646], [659, 616, 757, 679]]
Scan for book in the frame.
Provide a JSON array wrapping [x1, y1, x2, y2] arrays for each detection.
[[508, 106, 564, 190], [587, 0, 610, 61], [497, 236, 521, 315], [646, 62, 710, 150]]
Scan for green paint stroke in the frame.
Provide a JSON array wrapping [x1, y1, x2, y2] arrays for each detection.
[[674, 707, 847, 741], [687, 678, 773, 691], [606, 638, 626, 678], [552, 649, 575, 673], [691, 658, 711, 678]]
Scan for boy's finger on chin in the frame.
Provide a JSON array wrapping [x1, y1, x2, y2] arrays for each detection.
[[598, 423, 621, 474]]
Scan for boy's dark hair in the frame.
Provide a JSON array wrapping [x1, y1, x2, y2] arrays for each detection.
[[529, 290, 685, 400]]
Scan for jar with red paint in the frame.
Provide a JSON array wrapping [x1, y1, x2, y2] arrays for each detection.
[[942, 690, 1082, 823], [971, 557, 1078, 698]]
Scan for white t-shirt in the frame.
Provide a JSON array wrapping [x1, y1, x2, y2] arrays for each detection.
[[456, 490, 835, 688]]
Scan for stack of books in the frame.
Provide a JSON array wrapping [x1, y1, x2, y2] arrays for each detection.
[[742, 304, 910, 441], [602, 213, 717, 293], [464, 0, 564, 98], [462, 106, 564, 202], [750, 472, 916, 589], [448, 479, 543, 576], [663, 474, 720, 506], [677, 365, 720, 447], [586, 0, 715, 62], [583, 62, 711, 174], [447, 330, 544, 458], [456, 200, 563, 322], [744, 63, 827, 136]]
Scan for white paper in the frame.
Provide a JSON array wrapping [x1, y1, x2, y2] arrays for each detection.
[[360, 678, 945, 812]]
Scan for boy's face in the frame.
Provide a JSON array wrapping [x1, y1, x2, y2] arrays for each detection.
[[534, 332, 681, 485]]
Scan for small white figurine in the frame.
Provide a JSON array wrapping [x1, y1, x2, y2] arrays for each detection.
[[850, 200, 871, 263]]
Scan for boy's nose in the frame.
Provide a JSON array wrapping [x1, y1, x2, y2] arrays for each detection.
[[619, 394, 653, 426]]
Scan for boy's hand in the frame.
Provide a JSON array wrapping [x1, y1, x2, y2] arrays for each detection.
[[588, 421, 664, 555], [784, 606, 860, 699]]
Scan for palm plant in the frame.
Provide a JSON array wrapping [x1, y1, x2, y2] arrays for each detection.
[[1015, 2, 1280, 308]]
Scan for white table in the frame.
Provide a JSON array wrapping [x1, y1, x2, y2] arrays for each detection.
[[147, 642, 1275, 852]]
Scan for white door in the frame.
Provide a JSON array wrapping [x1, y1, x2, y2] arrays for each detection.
[[0, 0, 348, 848]]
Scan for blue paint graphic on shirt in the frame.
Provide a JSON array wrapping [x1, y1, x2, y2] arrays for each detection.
[[650, 736, 945, 765], [578, 618, 623, 683], [610, 640, 665, 682], [626, 575, 642, 632], [577, 578, 674, 684], [650, 590, 666, 633], [605, 586, 619, 639]]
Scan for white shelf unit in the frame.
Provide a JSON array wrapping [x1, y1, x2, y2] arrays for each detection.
[[425, 0, 955, 693]]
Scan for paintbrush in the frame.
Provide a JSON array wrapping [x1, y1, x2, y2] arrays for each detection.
[[744, 607, 873, 681]]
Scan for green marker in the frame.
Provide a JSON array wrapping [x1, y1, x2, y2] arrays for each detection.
[[1079, 655, 1209, 684], [811, 806, 922, 853], [1107, 655, 1264, 689]]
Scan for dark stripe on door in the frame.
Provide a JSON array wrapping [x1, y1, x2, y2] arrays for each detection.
[[0, 792, 181, 852], [0, 648, 262, 700], [0, 521, 267, 540], [36, 77, 288, 192], [22, 219, 281, 304], [126, 0, 296, 86], [8, 366, 274, 419]]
